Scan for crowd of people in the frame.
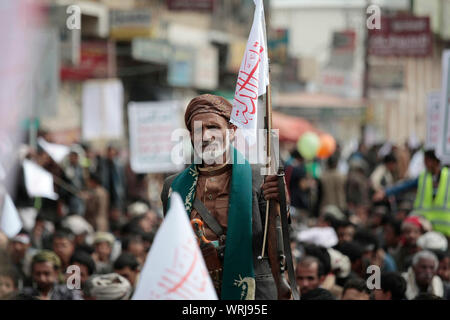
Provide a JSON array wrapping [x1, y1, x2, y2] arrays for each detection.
[[1, 131, 449, 300], [285, 140, 450, 300], [0, 134, 164, 300]]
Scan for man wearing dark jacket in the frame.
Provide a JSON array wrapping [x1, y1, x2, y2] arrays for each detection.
[[160, 94, 290, 300]]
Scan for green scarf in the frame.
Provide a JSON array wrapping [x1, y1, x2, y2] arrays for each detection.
[[167, 147, 255, 300]]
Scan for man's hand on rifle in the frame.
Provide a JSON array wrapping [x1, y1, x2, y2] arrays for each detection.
[[261, 175, 290, 207], [262, 175, 280, 201]]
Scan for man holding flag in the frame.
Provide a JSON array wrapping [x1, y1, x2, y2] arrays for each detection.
[[160, 1, 294, 300], [161, 93, 285, 300]]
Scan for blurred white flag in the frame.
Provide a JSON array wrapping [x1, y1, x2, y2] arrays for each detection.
[[230, 0, 269, 141], [132, 192, 217, 300], [22, 159, 58, 200], [1, 193, 22, 238], [37, 137, 70, 163], [297, 227, 338, 248]]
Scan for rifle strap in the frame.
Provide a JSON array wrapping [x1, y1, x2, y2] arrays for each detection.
[[277, 168, 300, 300], [193, 198, 225, 239]]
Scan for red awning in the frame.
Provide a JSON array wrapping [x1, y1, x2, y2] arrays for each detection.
[[272, 111, 322, 142]]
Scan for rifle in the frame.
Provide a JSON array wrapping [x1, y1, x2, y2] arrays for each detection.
[[266, 191, 293, 300], [258, 70, 300, 300]]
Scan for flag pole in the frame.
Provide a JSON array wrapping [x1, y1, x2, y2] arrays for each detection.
[[258, 62, 272, 260]]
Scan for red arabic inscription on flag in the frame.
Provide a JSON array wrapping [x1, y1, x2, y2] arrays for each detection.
[[233, 41, 264, 126], [148, 238, 209, 300]]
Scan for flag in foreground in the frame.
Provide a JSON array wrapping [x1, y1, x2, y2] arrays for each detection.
[[230, 0, 269, 140], [0, 193, 22, 238], [132, 192, 217, 300]]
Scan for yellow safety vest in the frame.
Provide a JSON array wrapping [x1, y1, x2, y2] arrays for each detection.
[[414, 167, 450, 236]]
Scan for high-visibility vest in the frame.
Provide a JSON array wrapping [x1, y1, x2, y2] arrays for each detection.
[[414, 167, 450, 237]]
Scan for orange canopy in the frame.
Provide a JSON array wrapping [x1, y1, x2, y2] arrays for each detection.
[[272, 111, 322, 142]]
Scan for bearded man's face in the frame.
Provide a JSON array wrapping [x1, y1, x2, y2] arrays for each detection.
[[190, 113, 235, 165]]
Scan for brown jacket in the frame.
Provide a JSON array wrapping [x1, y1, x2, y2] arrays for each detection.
[[160, 164, 277, 300], [320, 169, 347, 211]]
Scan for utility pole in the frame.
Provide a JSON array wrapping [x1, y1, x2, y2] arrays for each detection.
[[361, 0, 371, 141], [362, 0, 370, 100]]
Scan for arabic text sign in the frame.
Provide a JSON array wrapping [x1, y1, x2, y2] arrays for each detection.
[[128, 101, 183, 173], [368, 16, 432, 57]]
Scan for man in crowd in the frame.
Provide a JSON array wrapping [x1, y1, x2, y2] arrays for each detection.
[[286, 150, 309, 216], [436, 251, 450, 287], [121, 234, 146, 267], [160, 94, 289, 300], [319, 154, 347, 212], [126, 202, 160, 236], [8, 231, 35, 286], [52, 229, 76, 273], [62, 149, 86, 216], [334, 241, 365, 280], [392, 216, 424, 272], [61, 215, 94, 252], [84, 173, 110, 232], [374, 150, 450, 238], [69, 250, 96, 293], [0, 267, 19, 299], [402, 250, 447, 300], [382, 217, 402, 257], [92, 232, 115, 274], [373, 272, 406, 300], [300, 287, 335, 300], [99, 145, 126, 211], [22, 250, 82, 300], [83, 273, 132, 300], [370, 153, 397, 192], [113, 252, 140, 293], [345, 158, 371, 225], [335, 220, 356, 245], [30, 213, 54, 250], [341, 278, 371, 300], [296, 256, 326, 297]]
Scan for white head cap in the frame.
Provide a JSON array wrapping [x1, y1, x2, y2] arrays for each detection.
[[417, 231, 448, 252]]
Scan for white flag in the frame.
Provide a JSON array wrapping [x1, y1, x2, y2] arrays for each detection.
[[230, 0, 269, 138], [132, 192, 217, 300], [23, 159, 58, 200], [0, 193, 23, 238], [37, 137, 70, 163]]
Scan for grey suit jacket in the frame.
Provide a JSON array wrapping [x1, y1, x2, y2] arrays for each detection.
[[160, 164, 277, 300]]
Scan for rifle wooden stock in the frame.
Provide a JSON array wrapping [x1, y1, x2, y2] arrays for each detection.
[[267, 199, 292, 300]]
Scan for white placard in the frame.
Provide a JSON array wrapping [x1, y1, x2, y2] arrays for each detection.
[[82, 79, 124, 141], [128, 101, 184, 173], [437, 51, 450, 164], [193, 45, 218, 90], [425, 91, 441, 150]]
